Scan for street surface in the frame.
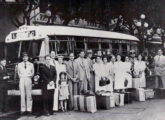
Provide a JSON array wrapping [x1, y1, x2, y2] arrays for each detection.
[[1, 99, 165, 120]]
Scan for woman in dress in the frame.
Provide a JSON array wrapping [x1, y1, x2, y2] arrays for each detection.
[[102, 56, 113, 92], [109, 55, 116, 90], [53, 55, 67, 111], [124, 56, 132, 89], [114, 55, 126, 92], [93, 55, 106, 92], [137, 54, 146, 88]]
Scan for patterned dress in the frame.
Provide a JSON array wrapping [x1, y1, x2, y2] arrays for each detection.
[[59, 80, 69, 100]]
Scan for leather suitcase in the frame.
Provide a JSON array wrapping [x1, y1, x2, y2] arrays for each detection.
[[155, 88, 165, 99], [123, 92, 132, 104]]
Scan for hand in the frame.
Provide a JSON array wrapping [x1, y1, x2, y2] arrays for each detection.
[[72, 78, 77, 82], [34, 75, 40, 81], [49, 81, 54, 86]]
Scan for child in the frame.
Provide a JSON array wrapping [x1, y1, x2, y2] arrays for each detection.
[[58, 72, 69, 112]]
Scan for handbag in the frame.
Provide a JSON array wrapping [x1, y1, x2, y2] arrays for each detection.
[[99, 77, 107, 86], [105, 77, 110, 85], [124, 79, 128, 87]]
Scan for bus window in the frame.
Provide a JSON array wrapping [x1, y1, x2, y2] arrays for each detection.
[[101, 42, 109, 50], [56, 41, 68, 55], [112, 43, 119, 55], [121, 44, 127, 55], [49, 41, 56, 52], [75, 37, 85, 50], [87, 42, 99, 50]]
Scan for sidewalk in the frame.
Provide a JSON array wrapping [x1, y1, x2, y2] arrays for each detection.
[[1, 99, 165, 120], [0, 111, 19, 118]]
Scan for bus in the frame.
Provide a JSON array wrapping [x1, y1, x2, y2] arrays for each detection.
[[5, 25, 139, 95]]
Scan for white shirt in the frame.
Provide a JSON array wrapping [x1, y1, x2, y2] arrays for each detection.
[[17, 61, 34, 78]]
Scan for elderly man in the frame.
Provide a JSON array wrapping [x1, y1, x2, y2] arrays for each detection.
[[65, 53, 79, 110], [39, 55, 57, 116], [154, 49, 165, 88], [50, 51, 58, 67], [75, 50, 90, 93], [0, 59, 10, 113], [17, 52, 34, 115]]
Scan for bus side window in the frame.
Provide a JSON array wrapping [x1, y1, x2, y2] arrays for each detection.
[[57, 41, 68, 55], [75, 37, 85, 52]]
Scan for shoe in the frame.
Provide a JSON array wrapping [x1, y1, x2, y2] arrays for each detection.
[[20, 112, 27, 116], [27, 111, 32, 116], [43, 112, 50, 116]]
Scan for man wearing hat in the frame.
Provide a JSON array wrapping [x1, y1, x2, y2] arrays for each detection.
[[86, 50, 94, 92], [75, 50, 90, 93], [17, 52, 34, 115]]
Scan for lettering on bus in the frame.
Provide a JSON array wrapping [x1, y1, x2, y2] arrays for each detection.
[[11, 30, 36, 40]]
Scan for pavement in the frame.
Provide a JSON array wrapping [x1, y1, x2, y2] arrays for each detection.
[[1, 99, 165, 120]]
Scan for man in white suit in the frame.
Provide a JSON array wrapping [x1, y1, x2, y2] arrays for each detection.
[[17, 52, 34, 115], [154, 49, 165, 88]]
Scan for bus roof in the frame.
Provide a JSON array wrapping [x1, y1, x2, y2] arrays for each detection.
[[5, 25, 139, 43]]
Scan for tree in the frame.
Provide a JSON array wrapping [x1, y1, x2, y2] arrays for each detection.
[[6, 0, 40, 27]]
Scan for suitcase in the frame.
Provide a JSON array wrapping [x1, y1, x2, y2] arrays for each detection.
[[145, 89, 155, 99], [123, 92, 132, 104], [74, 95, 97, 113], [135, 88, 145, 101], [114, 93, 125, 106], [96, 93, 115, 109], [155, 88, 165, 99]]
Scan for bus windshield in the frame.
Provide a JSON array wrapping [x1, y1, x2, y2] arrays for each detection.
[[6, 40, 42, 63], [20, 40, 42, 58]]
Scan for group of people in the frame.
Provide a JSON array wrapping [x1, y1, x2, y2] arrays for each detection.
[[0, 49, 165, 116]]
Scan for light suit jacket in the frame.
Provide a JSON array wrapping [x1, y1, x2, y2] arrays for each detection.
[[154, 55, 165, 76], [65, 60, 79, 81], [75, 57, 90, 81]]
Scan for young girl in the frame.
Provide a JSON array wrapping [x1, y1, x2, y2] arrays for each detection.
[[58, 72, 69, 112]]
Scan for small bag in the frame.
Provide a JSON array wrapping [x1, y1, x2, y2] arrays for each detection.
[[99, 77, 110, 86], [124, 79, 128, 87], [99, 77, 107, 86]]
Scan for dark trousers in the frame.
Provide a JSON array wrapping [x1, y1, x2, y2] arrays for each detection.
[[0, 83, 7, 112], [42, 85, 54, 114]]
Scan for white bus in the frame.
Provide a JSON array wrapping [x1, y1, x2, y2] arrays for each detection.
[[5, 25, 139, 92], [6, 25, 139, 60]]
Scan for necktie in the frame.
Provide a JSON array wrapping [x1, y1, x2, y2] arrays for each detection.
[[131, 61, 135, 77], [72, 61, 75, 78], [158, 56, 161, 61], [24, 63, 27, 69]]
